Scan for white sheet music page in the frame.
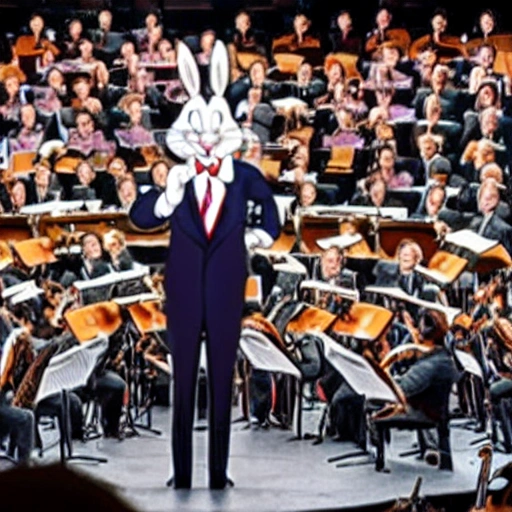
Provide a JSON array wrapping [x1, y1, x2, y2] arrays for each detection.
[[239, 328, 301, 378], [315, 332, 399, 403], [444, 229, 498, 254]]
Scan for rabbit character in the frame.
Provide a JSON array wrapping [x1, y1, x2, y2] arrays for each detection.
[[129, 40, 281, 489]]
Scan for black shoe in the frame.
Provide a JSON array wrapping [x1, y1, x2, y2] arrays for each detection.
[[209, 477, 235, 490], [166, 476, 191, 489]]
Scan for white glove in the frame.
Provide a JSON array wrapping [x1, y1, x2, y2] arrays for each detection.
[[154, 164, 194, 218], [244, 228, 275, 251]]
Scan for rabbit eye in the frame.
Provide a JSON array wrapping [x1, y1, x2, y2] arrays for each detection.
[[188, 110, 203, 133], [211, 110, 223, 132]]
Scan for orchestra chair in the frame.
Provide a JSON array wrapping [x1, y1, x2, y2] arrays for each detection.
[[34, 336, 109, 464], [370, 361, 454, 472], [323, 146, 356, 177], [327, 53, 362, 81]]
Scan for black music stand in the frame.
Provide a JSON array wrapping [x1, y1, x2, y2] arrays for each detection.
[[314, 332, 403, 470], [35, 336, 109, 464]]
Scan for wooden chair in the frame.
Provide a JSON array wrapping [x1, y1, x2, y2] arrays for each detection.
[[324, 146, 356, 175]]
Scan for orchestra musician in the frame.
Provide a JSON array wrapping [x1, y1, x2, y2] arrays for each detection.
[[373, 309, 459, 468], [408, 8, 467, 65], [13, 13, 60, 80]]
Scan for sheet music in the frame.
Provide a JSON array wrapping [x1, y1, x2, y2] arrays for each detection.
[[444, 229, 498, 255], [300, 280, 359, 302], [301, 205, 408, 220], [239, 328, 301, 378], [35, 336, 108, 404], [19, 200, 86, 215], [2, 280, 38, 299], [73, 267, 150, 291], [454, 349, 483, 379], [316, 233, 363, 251], [271, 97, 308, 110], [10, 286, 44, 305], [365, 285, 462, 324], [315, 332, 399, 403]]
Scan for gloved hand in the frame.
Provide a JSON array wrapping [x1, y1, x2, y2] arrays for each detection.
[[244, 228, 274, 251], [154, 164, 195, 218]]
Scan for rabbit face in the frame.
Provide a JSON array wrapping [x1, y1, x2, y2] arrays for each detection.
[[166, 40, 243, 162]]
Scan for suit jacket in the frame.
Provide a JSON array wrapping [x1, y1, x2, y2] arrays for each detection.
[[468, 211, 512, 257], [129, 159, 281, 352]]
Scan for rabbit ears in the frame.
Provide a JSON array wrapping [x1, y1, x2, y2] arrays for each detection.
[[176, 40, 229, 98]]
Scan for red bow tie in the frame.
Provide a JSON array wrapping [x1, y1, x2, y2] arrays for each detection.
[[195, 159, 221, 177]]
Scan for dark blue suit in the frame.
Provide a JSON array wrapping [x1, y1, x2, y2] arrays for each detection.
[[129, 159, 280, 488]]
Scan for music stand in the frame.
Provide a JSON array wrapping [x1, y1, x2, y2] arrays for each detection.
[[35, 336, 109, 464], [306, 331, 403, 468], [124, 298, 168, 436], [238, 326, 303, 436]]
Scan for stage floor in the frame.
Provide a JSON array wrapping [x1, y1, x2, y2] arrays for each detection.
[[3, 401, 512, 512]]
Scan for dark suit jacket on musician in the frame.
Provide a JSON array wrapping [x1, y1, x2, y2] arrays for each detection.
[[468, 211, 512, 257]]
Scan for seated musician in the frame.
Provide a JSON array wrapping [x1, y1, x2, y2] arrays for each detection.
[[148, 159, 171, 190], [115, 173, 138, 211], [227, 10, 268, 82], [8, 103, 45, 154], [372, 309, 459, 465], [13, 13, 60, 80], [68, 74, 104, 118], [8, 178, 30, 213], [102, 229, 135, 272], [228, 59, 284, 115], [272, 12, 321, 56], [412, 63, 467, 125], [409, 7, 467, 66], [350, 172, 404, 209], [328, 10, 362, 56], [411, 182, 447, 222], [415, 132, 452, 186], [58, 18, 83, 60], [105, 156, 129, 182], [312, 245, 364, 293], [370, 143, 415, 190], [469, 177, 512, 256], [73, 38, 110, 92], [35, 67, 69, 115], [467, 44, 510, 101], [74, 231, 113, 285], [0, 64, 27, 126], [373, 238, 428, 305], [363, 6, 395, 61], [114, 92, 155, 147], [28, 159, 63, 203], [284, 61, 327, 109], [470, 9, 500, 41], [412, 94, 462, 171], [72, 159, 118, 207], [366, 80, 416, 132], [363, 43, 415, 93], [66, 109, 116, 159], [460, 105, 512, 172]]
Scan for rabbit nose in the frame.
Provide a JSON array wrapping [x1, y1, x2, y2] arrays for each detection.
[[202, 142, 214, 154]]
